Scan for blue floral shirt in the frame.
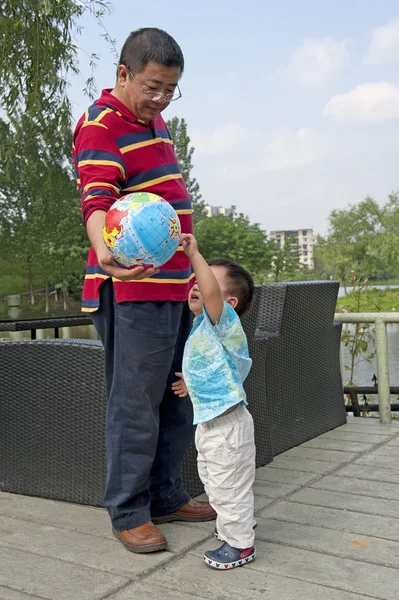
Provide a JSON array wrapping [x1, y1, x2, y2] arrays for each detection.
[[182, 302, 252, 424]]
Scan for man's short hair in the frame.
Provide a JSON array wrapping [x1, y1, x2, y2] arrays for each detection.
[[119, 27, 184, 75], [208, 258, 255, 317]]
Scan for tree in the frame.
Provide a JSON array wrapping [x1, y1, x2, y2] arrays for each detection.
[[0, 112, 88, 306], [314, 236, 353, 292], [194, 208, 275, 278], [0, 1, 114, 212], [0, 1, 113, 307], [379, 191, 399, 274], [270, 236, 308, 282], [166, 117, 206, 223], [0, 0, 112, 121], [315, 196, 383, 290]]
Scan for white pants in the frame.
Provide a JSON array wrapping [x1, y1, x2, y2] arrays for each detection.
[[195, 403, 256, 549]]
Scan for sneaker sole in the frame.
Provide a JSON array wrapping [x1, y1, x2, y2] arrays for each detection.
[[112, 529, 167, 553], [152, 512, 216, 525], [204, 551, 256, 570]]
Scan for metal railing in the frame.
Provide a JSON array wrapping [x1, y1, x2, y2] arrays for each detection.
[[334, 312, 399, 424], [1, 295, 97, 341]]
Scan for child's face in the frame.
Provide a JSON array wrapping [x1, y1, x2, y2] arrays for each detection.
[[188, 266, 233, 316]]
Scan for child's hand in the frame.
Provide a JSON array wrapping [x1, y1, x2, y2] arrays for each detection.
[[180, 233, 199, 259], [172, 372, 189, 398]]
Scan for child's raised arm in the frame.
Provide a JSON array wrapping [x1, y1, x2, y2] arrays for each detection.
[[181, 233, 224, 324]]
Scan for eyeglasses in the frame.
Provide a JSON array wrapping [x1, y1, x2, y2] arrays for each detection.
[[126, 67, 182, 102]]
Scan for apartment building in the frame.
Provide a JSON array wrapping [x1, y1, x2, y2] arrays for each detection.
[[204, 205, 232, 217], [269, 228, 314, 270]]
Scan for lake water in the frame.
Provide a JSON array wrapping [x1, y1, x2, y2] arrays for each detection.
[[340, 323, 399, 388], [337, 284, 398, 297], [338, 285, 399, 389]]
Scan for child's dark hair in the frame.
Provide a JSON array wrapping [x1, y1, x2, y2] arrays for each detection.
[[208, 258, 254, 317]]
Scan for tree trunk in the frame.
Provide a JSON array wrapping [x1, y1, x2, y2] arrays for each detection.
[[347, 389, 361, 417], [342, 269, 348, 295], [45, 281, 49, 313], [27, 256, 35, 305], [63, 281, 68, 311]]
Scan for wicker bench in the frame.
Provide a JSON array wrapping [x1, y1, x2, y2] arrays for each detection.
[[0, 281, 345, 506], [254, 281, 346, 455]]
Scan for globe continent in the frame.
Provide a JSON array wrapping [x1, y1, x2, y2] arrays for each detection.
[[103, 192, 181, 268]]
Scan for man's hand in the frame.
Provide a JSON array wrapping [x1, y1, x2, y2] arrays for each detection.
[[87, 210, 160, 281], [180, 233, 199, 260], [172, 372, 189, 398], [97, 247, 160, 281]]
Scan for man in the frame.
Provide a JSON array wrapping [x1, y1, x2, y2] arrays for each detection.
[[73, 27, 215, 554]]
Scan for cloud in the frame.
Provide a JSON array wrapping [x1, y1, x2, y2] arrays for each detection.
[[225, 71, 238, 81], [286, 37, 348, 86], [238, 127, 327, 175], [364, 19, 399, 65], [191, 124, 254, 156], [323, 82, 399, 123], [193, 124, 328, 179]]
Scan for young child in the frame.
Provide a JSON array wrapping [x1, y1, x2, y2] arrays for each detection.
[[172, 233, 256, 570]]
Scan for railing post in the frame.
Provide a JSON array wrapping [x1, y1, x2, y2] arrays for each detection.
[[88, 324, 98, 340], [339, 340, 344, 383], [7, 295, 24, 341], [375, 317, 392, 424], [61, 327, 72, 339]]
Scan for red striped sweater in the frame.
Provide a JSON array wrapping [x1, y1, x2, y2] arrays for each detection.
[[73, 89, 194, 312]]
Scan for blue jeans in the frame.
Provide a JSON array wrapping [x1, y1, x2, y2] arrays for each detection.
[[91, 279, 193, 531]]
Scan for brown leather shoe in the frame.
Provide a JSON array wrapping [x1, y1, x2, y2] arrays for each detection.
[[152, 499, 216, 524], [113, 521, 167, 553]]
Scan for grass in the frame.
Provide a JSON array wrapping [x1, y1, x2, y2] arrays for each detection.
[[0, 259, 81, 318], [0, 294, 82, 319], [0, 258, 46, 298], [337, 288, 399, 312], [368, 278, 399, 286], [367, 415, 399, 420]]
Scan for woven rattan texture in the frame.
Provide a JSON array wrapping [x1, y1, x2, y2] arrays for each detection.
[[262, 281, 346, 456], [0, 339, 209, 504], [242, 286, 274, 468], [0, 340, 106, 505], [0, 316, 92, 332], [1, 282, 346, 505], [180, 436, 203, 497], [255, 284, 287, 338], [0, 321, 21, 331]]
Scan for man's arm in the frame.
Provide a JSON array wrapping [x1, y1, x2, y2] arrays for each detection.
[[74, 121, 158, 280], [86, 210, 158, 281]]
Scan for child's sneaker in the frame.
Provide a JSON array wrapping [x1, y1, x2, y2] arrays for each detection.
[[204, 542, 256, 570]]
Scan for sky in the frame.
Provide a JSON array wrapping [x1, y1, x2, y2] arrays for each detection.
[[69, 0, 399, 236]]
